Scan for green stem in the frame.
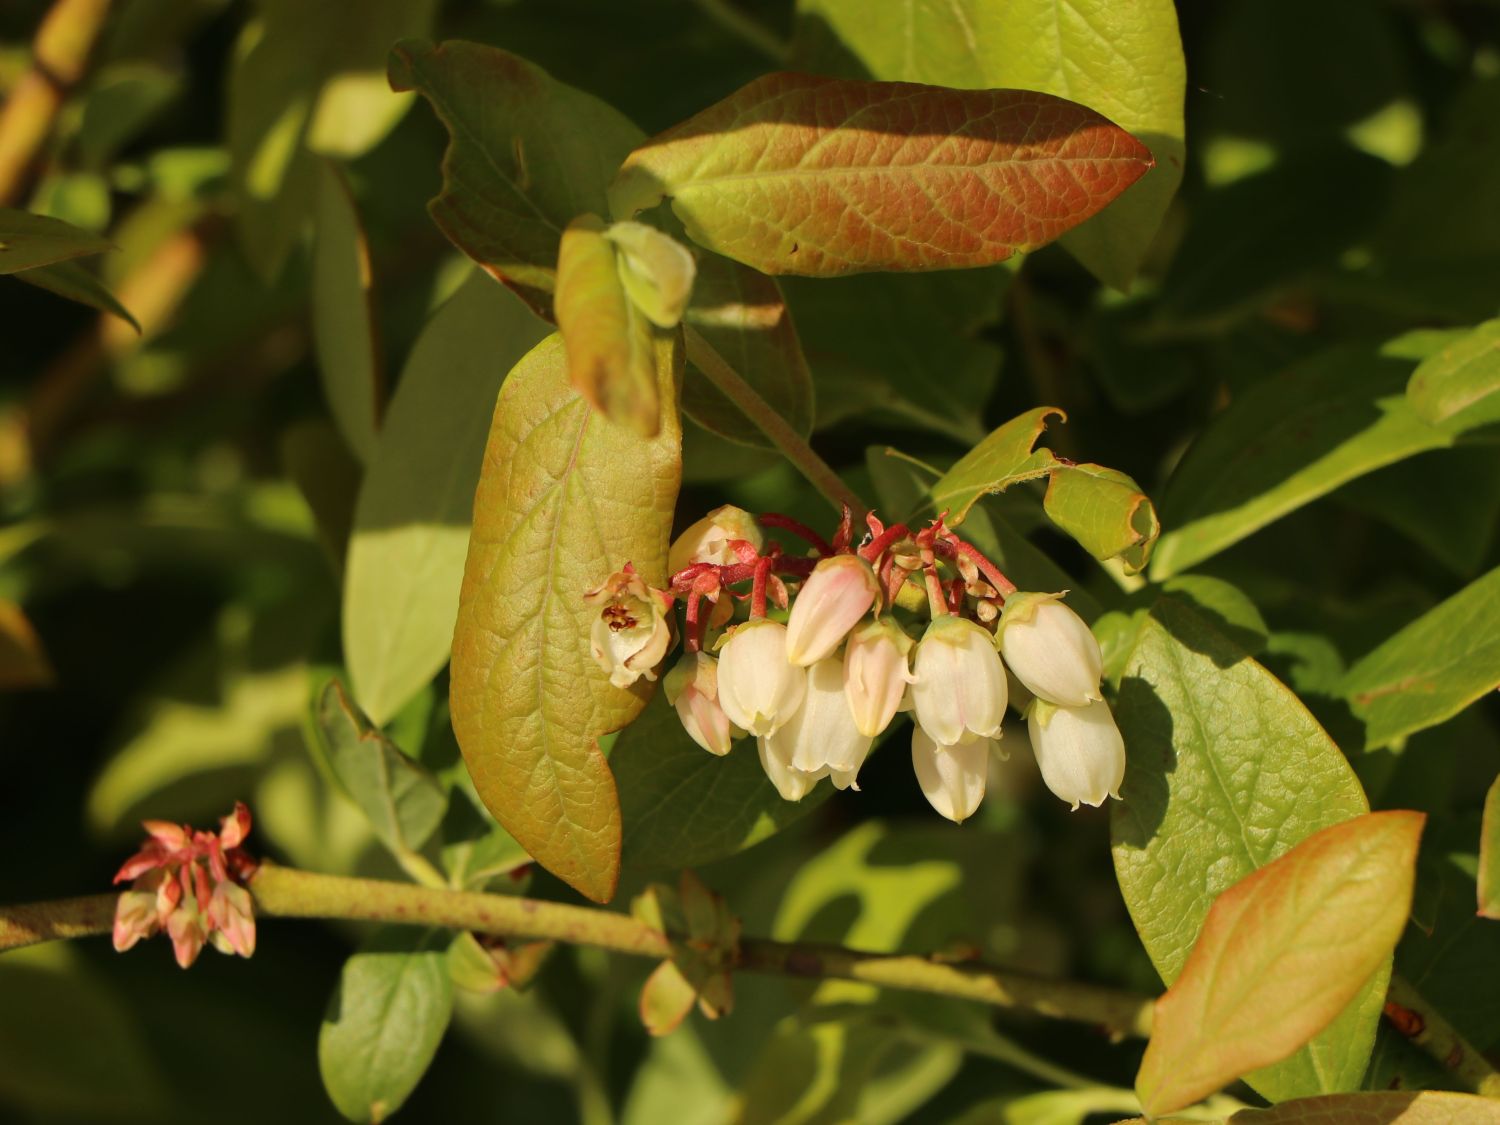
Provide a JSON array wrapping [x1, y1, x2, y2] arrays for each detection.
[[0, 866, 1154, 1038], [1386, 974, 1500, 1098], [682, 324, 868, 521]]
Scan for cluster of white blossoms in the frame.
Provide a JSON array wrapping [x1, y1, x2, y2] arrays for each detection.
[[588, 506, 1127, 823]]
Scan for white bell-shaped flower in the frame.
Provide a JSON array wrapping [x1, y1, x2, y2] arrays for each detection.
[[842, 619, 915, 737], [716, 619, 806, 736], [912, 723, 991, 823], [1027, 698, 1125, 810], [757, 733, 826, 802], [910, 616, 1007, 746], [668, 505, 762, 575], [997, 592, 1103, 707], [785, 555, 880, 666], [663, 652, 740, 756], [766, 656, 873, 780]]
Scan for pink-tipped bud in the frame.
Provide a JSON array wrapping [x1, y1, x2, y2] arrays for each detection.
[[1027, 698, 1125, 811], [664, 652, 741, 756], [842, 619, 914, 737], [716, 619, 806, 737], [997, 592, 1103, 707], [767, 656, 873, 780], [910, 616, 1007, 747], [785, 555, 880, 666], [668, 505, 762, 575], [912, 723, 992, 823], [584, 563, 674, 690], [206, 881, 256, 958]]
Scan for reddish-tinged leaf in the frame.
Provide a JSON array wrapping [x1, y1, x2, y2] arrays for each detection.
[[555, 214, 661, 436], [449, 334, 682, 903], [1135, 811, 1426, 1117], [609, 72, 1153, 277], [1229, 1091, 1500, 1124]]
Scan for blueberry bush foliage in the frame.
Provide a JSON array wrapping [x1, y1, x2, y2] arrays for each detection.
[[2, 1, 1500, 1123]]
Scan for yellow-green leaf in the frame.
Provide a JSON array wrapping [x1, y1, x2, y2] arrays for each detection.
[[605, 220, 696, 330], [610, 72, 1153, 277], [1230, 1091, 1500, 1124], [928, 407, 1062, 522], [449, 334, 681, 902], [555, 214, 661, 436], [1406, 317, 1500, 430], [0, 207, 112, 274], [1136, 811, 1425, 1117], [1043, 463, 1159, 575], [1481, 773, 1500, 920]]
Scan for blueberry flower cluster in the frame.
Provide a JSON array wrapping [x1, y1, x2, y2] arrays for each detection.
[[586, 505, 1125, 822]]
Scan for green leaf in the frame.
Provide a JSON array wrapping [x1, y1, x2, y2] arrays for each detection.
[[924, 408, 1159, 571], [75, 62, 182, 171], [309, 677, 447, 856], [1229, 1092, 1500, 1124], [609, 73, 1154, 277], [13, 258, 140, 330], [1407, 317, 1500, 430], [1338, 566, 1500, 751], [388, 39, 644, 317], [319, 928, 453, 1124], [343, 271, 548, 725], [313, 160, 384, 465], [555, 213, 662, 435], [227, 0, 435, 282], [0, 599, 53, 688], [1043, 463, 1159, 576], [1111, 601, 1379, 1103], [0, 207, 112, 274], [682, 252, 816, 445], [1150, 346, 1471, 579], [1095, 575, 1269, 685], [1135, 811, 1424, 1116], [449, 333, 681, 902], [794, 0, 1186, 290], [615, 691, 827, 872], [1482, 775, 1500, 920]]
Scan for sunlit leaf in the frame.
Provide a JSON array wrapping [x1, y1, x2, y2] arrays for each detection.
[[343, 271, 548, 725], [794, 0, 1186, 289], [928, 407, 1062, 522], [319, 928, 453, 1124], [555, 214, 662, 435], [0, 207, 112, 274], [1111, 601, 1380, 1103], [449, 333, 681, 902], [1406, 317, 1500, 430], [388, 39, 643, 317], [610, 72, 1153, 276], [312, 160, 384, 465], [1136, 811, 1424, 1116], [1339, 566, 1500, 751], [1230, 1091, 1500, 1124], [308, 678, 447, 857]]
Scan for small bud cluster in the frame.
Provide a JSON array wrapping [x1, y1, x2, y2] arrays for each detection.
[[586, 505, 1126, 821], [112, 802, 259, 968]]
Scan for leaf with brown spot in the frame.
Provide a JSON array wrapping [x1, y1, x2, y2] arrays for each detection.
[[609, 72, 1153, 277]]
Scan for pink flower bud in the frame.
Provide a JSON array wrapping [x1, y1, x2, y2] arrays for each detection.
[[766, 656, 873, 780], [716, 619, 806, 736], [664, 652, 740, 756], [1027, 698, 1125, 810], [756, 733, 825, 802], [912, 723, 992, 823], [207, 880, 256, 958], [584, 563, 674, 689], [112, 870, 165, 953], [785, 555, 880, 666], [842, 619, 914, 737], [910, 616, 1007, 747], [668, 505, 762, 574], [997, 592, 1103, 707]]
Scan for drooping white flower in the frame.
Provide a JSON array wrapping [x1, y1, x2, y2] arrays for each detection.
[[910, 616, 1007, 747], [583, 564, 673, 689], [785, 555, 880, 666], [664, 652, 740, 756], [716, 619, 806, 736], [1027, 698, 1125, 811], [757, 733, 825, 801], [997, 592, 1103, 707], [912, 723, 992, 823], [668, 505, 762, 575], [842, 618, 915, 738], [766, 657, 873, 781]]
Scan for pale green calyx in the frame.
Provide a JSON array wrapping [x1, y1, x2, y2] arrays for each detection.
[[605, 220, 696, 329]]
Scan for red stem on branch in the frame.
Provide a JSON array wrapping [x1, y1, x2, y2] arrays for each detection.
[[750, 556, 773, 619], [936, 536, 1017, 598], [759, 514, 833, 557], [858, 522, 910, 563]]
